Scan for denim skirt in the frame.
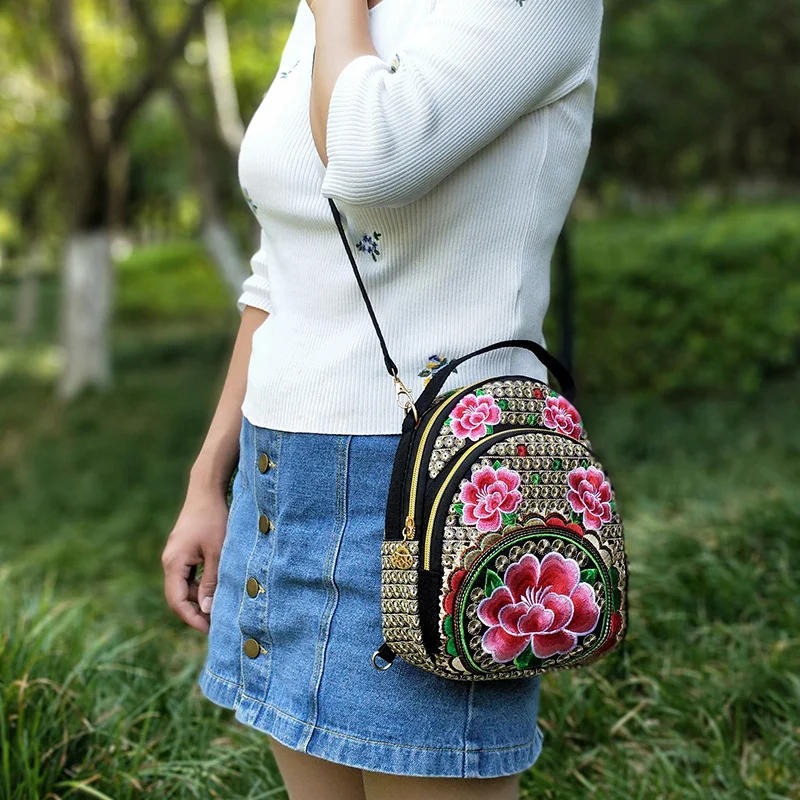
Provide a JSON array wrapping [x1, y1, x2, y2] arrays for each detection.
[[197, 413, 544, 778]]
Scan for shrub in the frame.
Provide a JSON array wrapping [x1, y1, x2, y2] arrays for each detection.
[[554, 204, 800, 397]]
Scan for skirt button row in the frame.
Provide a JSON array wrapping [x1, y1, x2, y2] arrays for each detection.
[[244, 447, 273, 661]]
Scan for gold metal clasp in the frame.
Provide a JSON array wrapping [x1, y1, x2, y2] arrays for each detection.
[[392, 372, 418, 422]]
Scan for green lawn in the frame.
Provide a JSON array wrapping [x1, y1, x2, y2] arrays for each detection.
[[1, 216, 799, 798]]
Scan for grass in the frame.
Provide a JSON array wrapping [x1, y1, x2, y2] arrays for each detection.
[[1, 227, 799, 798]]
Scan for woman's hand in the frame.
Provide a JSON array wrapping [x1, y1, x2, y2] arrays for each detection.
[[162, 485, 230, 635]]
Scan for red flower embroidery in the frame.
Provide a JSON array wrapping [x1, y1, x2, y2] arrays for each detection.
[[477, 552, 601, 662], [566, 466, 613, 531], [449, 393, 501, 440], [594, 611, 623, 656], [459, 465, 522, 532], [443, 568, 468, 615], [541, 395, 582, 439], [545, 514, 585, 537]]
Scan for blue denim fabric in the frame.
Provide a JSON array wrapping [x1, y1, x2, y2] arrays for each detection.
[[197, 414, 544, 778]]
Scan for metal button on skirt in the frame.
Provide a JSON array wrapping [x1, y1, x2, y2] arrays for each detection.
[[197, 414, 544, 779]]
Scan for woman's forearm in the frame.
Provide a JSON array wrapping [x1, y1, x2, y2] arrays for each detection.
[[187, 305, 269, 499], [308, 0, 379, 167]]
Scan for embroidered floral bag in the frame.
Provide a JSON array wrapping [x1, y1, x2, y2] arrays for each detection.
[[327, 199, 628, 681]]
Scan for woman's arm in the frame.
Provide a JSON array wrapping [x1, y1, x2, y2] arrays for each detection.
[[188, 305, 267, 496], [162, 305, 268, 634], [307, 0, 379, 168], [311, 0, 602, 208]]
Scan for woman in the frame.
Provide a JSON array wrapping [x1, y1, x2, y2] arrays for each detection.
[[161, 0, 603, 796]]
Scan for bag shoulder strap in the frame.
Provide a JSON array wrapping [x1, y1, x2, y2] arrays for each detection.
[[326, 198, 577, 413], [328, 198, 399, 379]]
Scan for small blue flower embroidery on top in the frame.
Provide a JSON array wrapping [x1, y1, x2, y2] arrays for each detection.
[[389, 53, 401, 73], [279, 58, 300, 78], [418, 354, 457, 386], [356, 231, 382, 261], [242, 186, 258, 214]]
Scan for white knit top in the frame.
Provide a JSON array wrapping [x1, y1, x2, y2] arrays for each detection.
[[237, 0, 603, 435]]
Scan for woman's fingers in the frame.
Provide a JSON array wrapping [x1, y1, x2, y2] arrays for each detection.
[[163, 551, 211, 634], [162, 492, 229, 634], [198, 547, 220, 615], [187, 576, 200, 605]]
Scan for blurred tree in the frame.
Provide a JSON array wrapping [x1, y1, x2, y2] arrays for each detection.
[[127, 0, 250, 298], [49, 0, 211, 399]]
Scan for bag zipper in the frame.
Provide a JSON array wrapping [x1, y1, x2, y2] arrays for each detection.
[[401, 375, 546, 542], [421, 427, 596, 572], [400, 378, 496, 541]]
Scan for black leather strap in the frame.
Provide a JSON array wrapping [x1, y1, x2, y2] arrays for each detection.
[[328, 198, 400, 378], [326, 198, 577, 407]]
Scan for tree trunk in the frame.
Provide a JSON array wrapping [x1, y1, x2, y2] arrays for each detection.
[[14, 245, 43, 342], [203, 216, 251, 298], [203, 2, 244, 154], [167, 81, 248, 298], [50, 0, 212, 400], [58, 230, 114, 399]]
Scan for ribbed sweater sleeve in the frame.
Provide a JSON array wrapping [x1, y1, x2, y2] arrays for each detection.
[[237, 231, 273, 314], [319, 0, 602, 208]]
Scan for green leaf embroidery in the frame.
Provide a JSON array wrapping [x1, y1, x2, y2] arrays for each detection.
[[526, 413, 537, 425], [530, 473, 541, 484], [497, 399, 509, 410], [446, 637, 458, 656], [492, 459, 503, 470], [443, 614, 454, 637], [475, 389, 485, 396], [580, 568, 598, 584], [571, 510, 583, 524], [513, 643, 536, 669], [612, 588, 622, 612], [485, 424, 494, 435], [501, 512, 518, 528], [484, 569, 503, 596], [551, 458, 562, 470], [452, 502, 464, 515]]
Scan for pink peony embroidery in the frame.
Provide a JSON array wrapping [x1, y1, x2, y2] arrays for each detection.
[[449, 393, 501, 440], [542, 395, 583, 439], [566, 466, 613, 531], [459, 465, 522, 532], [477, 552, 601, 662]]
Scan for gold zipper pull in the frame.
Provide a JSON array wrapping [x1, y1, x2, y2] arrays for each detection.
[[402, 514, 415, 539]]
